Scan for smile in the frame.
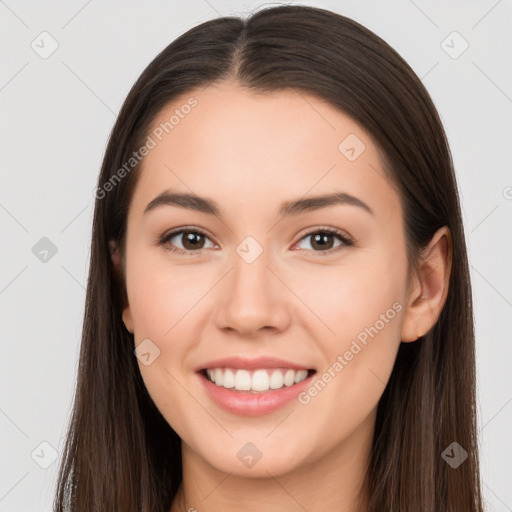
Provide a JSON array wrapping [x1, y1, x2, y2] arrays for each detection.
[[196, 367, 317, 416], [202, 367, 313, 393]]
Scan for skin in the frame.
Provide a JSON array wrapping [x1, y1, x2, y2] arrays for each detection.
[[113, 81, 452, 512]]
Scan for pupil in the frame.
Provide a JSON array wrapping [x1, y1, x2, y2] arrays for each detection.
[[184, 232, 204, 250], [312, 233, 333, 250]]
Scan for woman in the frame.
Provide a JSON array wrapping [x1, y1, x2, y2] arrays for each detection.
[[54, 5, 484, 511]]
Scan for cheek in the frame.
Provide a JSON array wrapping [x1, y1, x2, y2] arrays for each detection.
[[290, 249, 406, 394], [125, 247, 206, 338], [126, 254, 205, 435], [125, 250, 210, 410], [289, 252, 406, 340]]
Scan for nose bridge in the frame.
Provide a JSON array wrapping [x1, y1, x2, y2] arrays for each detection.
[[215, 234, 288, 334], [231, 234, 273, 302]]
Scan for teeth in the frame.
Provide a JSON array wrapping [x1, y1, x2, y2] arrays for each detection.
[[214, 368, 223, 387], [222, 368, 235, 388], [269, 370, 283, 389], [283, 369, 296, 387], [251, 369, 269, 391], [235, 369, 252, 390], [204, 367, 310, 392]]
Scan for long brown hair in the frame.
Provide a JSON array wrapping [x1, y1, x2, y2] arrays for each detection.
[[54, 5, 484, 511]]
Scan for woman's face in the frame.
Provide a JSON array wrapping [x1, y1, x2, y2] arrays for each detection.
[[120, 81, 413, 477]]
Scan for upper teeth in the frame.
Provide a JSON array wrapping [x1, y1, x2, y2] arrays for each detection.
[[206, 368, 309, 392]]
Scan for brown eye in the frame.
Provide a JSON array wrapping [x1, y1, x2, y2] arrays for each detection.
[[159, 226, 353, 256], [179, 231, 206, 250], [160, 229, 215, 254], [310, 232, 336, 250], [295, 228, 353, 253]]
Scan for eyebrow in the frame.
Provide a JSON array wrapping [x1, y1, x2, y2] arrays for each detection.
[[143, 188, 374, 217]]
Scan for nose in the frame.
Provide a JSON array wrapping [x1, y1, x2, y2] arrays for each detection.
[[214, 243, 291, 336]]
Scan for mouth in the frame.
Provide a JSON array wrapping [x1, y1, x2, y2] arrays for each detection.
[[197, 367, 317, 394]]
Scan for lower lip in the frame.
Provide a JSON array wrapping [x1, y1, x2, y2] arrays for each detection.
[[197, 370, 316, 417]]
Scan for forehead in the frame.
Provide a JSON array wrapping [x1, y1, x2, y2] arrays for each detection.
[[130, 81, 399, 221]]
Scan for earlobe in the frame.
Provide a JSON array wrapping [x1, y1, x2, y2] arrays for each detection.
[[109, 239, 132, 332], [400, 226, 452, 343], [122, 307, 134, 334], [109, 240, 121, 271]]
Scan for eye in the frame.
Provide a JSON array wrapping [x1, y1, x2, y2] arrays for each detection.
[[158, 227, 216, 255], [158, 226, 354, 256], [293, 227, 353, 254]]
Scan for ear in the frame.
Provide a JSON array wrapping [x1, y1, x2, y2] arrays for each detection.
[[109, 240, 134, 334], [109, 239, 122, 274], [401, 226, 452, 342], [122, 306, 134, 334]]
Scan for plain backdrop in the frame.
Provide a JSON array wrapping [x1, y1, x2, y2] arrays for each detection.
[[1, 0, 511, 510]]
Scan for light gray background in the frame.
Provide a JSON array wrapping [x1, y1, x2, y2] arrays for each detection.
[[1, 0, 511, 510]]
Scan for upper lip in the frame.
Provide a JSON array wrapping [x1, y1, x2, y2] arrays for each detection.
[[196, 356, 314, 372]]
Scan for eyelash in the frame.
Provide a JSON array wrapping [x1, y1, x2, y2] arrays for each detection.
[[157, 226, 354, 256]]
